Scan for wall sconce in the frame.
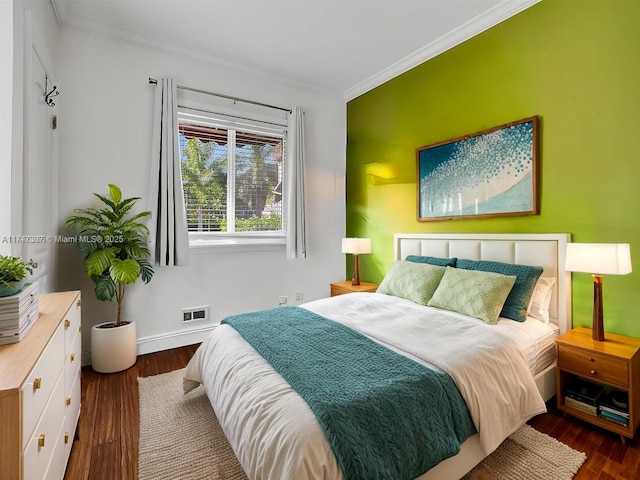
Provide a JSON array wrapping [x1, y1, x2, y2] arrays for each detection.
[[341, 238, 372, 286], [565, 243, 632, 341]]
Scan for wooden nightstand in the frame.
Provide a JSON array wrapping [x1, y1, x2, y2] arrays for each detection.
[[330, 281, 378, 297], [556, 327, 640, 442]]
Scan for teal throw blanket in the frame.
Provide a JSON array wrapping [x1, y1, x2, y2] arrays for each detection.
[[222, 306, 475, 480]]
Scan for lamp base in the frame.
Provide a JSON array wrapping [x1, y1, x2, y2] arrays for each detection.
[[352, 254, 360, 286], [592, 275, 604, 341]]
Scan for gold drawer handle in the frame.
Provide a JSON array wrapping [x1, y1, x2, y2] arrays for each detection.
[[64, 319, 71, 329], [38, 434, 45, 448], [33, 378, 42, 390], [70, 353, 75, 362], [64, 432, 69, 444], [66, 396, 71, 406], [76, 298, 81, 307]]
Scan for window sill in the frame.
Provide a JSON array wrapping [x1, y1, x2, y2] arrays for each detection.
[[188, 236, 286, 254]]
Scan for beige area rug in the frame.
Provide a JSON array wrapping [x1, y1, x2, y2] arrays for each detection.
[[138, 369, 586, 480], [462, 424, 586, 480], [138, 369, 247, 480]]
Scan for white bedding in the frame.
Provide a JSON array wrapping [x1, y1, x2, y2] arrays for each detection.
[[184, 293, 548, 480], [496, 316, 559, 375]]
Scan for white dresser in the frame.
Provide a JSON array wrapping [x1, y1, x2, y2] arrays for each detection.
[[0, 291, 82, 480]]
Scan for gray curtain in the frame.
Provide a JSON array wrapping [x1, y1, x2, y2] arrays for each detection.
[[286, 107, 307, 259], [148, 77, 190, 266]]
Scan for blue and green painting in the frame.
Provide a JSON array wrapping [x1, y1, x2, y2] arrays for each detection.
[[418, 119, 535, 219]]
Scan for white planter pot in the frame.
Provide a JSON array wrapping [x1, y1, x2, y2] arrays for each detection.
[[91, 321, 137, 373]]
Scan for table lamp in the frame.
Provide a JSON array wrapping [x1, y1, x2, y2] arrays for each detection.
[[341, 238, 372, 286], [565, 243, 632, 341]]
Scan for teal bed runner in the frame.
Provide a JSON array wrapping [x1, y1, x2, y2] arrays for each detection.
[[222, 305, 475, 480]]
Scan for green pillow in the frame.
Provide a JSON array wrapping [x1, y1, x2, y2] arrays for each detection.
[[405, 255, 457, 267], [427, 267, 516, 324], [456, 259, 543, 322], [377, 260, 447, 305]]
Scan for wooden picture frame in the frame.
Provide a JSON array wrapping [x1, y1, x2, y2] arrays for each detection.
[[416, 116, 539, 222]]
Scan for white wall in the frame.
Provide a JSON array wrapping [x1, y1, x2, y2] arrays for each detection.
[[0, 0, 14, 256], [56, 28, 347, 363]]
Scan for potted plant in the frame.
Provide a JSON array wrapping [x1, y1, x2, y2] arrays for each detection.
[[66, 184, 154, 373], [0, 256, 37, 297]]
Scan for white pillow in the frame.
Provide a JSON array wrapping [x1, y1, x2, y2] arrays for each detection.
[[527, 277, 555, 323]]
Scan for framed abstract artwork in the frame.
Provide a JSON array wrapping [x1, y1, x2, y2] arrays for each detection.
[[416, 116, 539, 222]]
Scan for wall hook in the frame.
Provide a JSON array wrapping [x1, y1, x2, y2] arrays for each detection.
[[44, 74, 59, 107]]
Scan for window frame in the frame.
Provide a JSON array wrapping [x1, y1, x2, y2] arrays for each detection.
[[177, 104, 288, 251]]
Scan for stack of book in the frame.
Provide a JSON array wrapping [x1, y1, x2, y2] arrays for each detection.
[[0, 282, 40, 345], [599, 391, 630, 426], [564, 377, 605, 416]]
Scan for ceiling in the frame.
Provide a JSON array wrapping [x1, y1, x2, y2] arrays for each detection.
[[51, 0, 539, 100]]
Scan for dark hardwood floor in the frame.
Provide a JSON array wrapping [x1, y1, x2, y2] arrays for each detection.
[[64, 344, 199, 480], [64, 345, 640, 480]]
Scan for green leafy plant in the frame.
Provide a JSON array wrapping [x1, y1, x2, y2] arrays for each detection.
[[65, 184, 154, 327], [0, 256, 37, 287]]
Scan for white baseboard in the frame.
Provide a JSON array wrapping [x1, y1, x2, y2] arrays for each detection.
[[81, 325, 216, 367], [136, 325, 217, 356]]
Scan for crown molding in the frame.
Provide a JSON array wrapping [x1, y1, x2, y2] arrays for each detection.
[[345, 0, 541, 101], [51, 0, 540, 102]]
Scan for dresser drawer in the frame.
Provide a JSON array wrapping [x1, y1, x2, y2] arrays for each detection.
[[23, 370, 65, 480], [21, 322, 65, 450], [64, 368, 82, 461], [45, 423, 68, 480], [558, 345, 629, 388], [63, 297, 81, 354], [64, 330, 82, 397]]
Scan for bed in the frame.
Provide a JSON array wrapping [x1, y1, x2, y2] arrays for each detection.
[[184, 233, 572, 480]]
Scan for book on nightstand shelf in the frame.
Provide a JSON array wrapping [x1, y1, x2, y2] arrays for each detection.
[[563, 378, 605, 416], [564, 377, 605, 404], [564, 396, 598, 416], [598, 390, 629, 425], [600, 409, 629, 426]]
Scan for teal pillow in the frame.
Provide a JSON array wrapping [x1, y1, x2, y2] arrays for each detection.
[[405, 255, 457, 267], [377, 260, 447, 305], [427, 267, 516, 325], [456, 259, 543, 322]]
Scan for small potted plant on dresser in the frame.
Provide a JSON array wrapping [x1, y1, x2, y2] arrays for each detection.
[[0, 256, 37, 297], [66, 184, 154, 373]]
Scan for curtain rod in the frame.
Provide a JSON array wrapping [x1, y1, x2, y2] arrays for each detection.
[[148, 78, 292, 114]]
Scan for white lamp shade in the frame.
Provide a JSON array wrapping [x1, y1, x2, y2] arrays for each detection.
[[341, 237, 372, 255], [565, 243, 632, 275]]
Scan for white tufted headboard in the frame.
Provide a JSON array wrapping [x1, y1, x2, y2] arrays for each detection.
[[394, 233, 572, 334]]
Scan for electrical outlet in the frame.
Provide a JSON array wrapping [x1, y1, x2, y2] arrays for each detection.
[[181, 305, 210, 322], [295, 292, 303, 302], [278, 296, 288, 305]]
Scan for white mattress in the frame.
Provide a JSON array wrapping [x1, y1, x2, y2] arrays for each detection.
[[496, 316, 559, 375]]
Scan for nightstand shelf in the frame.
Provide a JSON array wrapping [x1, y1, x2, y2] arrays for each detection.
[[330, 281, 378, 296], [556, 327, 640, 442]]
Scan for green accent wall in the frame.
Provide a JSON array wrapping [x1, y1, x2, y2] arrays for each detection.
[[346, 0, 640, 338]]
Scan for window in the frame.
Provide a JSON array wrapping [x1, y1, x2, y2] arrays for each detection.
[[178, 110, 287, 245]]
